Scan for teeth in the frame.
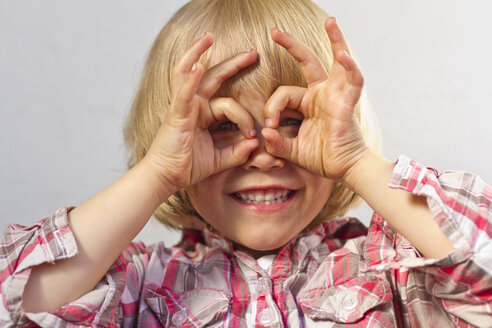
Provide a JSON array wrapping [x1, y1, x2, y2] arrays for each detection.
[[234, 189, 292, 204]]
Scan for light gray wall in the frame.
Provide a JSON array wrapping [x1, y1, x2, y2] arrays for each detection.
[[1, 1, 491, 246]]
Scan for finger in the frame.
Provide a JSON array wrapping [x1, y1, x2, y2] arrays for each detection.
[[324, 17, 351, 63], [197, 50, 258, 98], [264, 86, 306, 128], [337, 50, 364, 108], [271, 27, 328, 85], [171, 33, 214, 93], [209, 98, 256, 138], [321, 17, 354, 92], [172, 63, 204, 120], [338, 50, 364, 87], [214, 138, 259, 172], [261, 128, 298, 163]]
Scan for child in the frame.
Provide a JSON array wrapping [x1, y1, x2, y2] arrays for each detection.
[[2, 0, 491, 326]]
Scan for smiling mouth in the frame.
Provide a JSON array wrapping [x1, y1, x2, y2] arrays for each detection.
[[232, 188, 294, 205]]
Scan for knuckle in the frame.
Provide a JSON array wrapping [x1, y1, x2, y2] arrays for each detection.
[[171, 65, 181, 78], [352, 75, 364, 88], [214, 65, 230, 81], [209, 97, 219, 107], [223, 97, 235, 108], [233, 59, 246, 72], [359, 75, 365, 86], [175, 92, 190, 106], [276, 85, 289, 94], [231, 148, 240, 163]]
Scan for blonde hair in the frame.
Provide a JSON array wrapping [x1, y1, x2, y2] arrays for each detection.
[[124, 0, 381, 231]]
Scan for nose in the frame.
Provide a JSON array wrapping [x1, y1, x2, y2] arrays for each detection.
[[242, 137, 285, 171]]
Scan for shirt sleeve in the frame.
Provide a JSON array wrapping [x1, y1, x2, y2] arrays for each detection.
[[0, 207, 152, 327], [363, 155, 492, 326]]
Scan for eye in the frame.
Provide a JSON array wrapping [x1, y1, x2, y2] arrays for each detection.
[[279, 118, 302, 127], [277, 117, 302, 138], [209, 120, 243, 149], [212, 121, 239, 132]]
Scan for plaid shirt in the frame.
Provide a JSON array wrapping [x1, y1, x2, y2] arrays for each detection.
[[1, 155, 491, 327]]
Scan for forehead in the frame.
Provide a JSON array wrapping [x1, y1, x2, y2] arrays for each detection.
[[235, 92, 266, 106], [230, 92, 267, 121]]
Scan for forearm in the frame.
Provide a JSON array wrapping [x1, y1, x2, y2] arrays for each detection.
[[342, 151, 454, 259], [22, 159, 174, 313]]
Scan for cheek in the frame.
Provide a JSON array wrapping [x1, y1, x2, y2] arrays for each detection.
[[303, 174, 334, 214], [187, 174, 227, 218], [210, 130, 244, 149]]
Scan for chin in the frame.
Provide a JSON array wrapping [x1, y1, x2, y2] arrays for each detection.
[[234, 231, 295, 253], [223, 217, 311, 255]]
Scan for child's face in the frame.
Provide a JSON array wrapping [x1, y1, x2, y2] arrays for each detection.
[[188, 93, 334, 256]]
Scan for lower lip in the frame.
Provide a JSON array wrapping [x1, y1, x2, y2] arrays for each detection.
[[230, 191, 297, 212]]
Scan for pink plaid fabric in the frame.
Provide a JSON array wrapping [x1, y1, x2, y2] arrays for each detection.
[[1, 155, 491, 327]]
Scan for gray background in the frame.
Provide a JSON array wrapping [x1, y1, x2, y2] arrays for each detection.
[[1, 1, 491, 246]]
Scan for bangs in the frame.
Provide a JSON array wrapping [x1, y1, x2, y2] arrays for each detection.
[[167, 0, 333, 99]]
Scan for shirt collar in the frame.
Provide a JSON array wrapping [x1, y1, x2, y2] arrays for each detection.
[[179, 216, 368, 263]]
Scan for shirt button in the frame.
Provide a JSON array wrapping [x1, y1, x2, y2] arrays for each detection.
[[172, 310, 187, 326], [258, 308, 274, 325], [341, 294, 358, 312], [255, 278, 267, 295]]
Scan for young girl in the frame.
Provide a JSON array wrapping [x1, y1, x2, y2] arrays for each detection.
[[2, 0, 491, 326]]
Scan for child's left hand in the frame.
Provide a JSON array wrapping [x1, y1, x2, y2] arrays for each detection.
[[263, 18, 369, 181]]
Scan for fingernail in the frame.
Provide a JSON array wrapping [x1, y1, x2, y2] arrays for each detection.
[[249, 129, 256, 137], [276, 27, 284, 33], [248, 48, 254, 53], [191, 63, 197, 72], [265, 118, 273, 128], [343, 50, 350, 58], [327, 17, 336, 26]]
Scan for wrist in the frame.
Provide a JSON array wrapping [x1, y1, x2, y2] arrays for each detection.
[[341, 149, 392, 194], [136, 157, 178, 204]]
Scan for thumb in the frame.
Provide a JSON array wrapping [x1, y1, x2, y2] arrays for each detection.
[[262, 128, 298, 163]]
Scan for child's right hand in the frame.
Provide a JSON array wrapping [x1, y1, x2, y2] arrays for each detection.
[[143, 33, 259, 197]]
